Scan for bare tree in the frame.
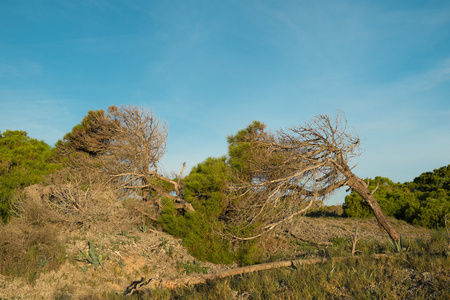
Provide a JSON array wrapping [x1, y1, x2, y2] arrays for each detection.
[[58, 105, 193, 213], [105, 105, 194, 212], [103, 105, 167, 198], [228, 112, 399, 241]]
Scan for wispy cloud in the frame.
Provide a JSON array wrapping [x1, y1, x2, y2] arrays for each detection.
[[380, 58, 450, 96], [0, 90, 79, 145], [0, 60, 42, 78]]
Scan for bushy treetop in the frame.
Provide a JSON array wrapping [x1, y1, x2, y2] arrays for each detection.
[[0, 130, 60, 222]]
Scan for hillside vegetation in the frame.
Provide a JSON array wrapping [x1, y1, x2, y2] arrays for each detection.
[[0, 107, 449, 299], [343, 165, 450, 228]]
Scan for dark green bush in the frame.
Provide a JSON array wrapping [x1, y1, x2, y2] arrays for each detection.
[[0, 130, 61, 222], [343, 166, 450, 228], [158, 157, 260, 265], [159, 203, 236, 264]]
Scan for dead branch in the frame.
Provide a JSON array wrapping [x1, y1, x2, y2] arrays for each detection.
[[228, 197, 315, 241], [345, 221, 362, 256], [57, 105, 195, 214], [175, 162, 187, 196], [124, 253, 394, 294], [370, 183, 379, 196], [227, 112, 400, 242], [134, 208, 158, 222]]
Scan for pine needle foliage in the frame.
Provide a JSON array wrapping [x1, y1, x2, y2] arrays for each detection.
[[158, 157, 260, 265], [344, 165, 450, 228], [0, 130, 61, 222]]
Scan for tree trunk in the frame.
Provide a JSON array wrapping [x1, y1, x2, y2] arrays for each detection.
[[140, 176, 195, 213], [142, 177, 150, 202], [148, 183, 195, 213], [346, 173, 400, 241]]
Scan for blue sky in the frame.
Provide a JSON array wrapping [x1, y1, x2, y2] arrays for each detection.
[[1, 1, 449, 204]]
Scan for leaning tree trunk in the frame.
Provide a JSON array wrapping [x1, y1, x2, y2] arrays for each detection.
[[345, 173, 400, 241]]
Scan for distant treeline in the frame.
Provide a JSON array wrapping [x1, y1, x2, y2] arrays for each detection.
[[343, 165, 450, 228]]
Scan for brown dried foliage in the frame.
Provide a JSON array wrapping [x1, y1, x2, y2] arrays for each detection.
[[13, 167, 143, 233], [57, 105, 191, 215], [0, 220, 65, 279], [228, 112, 399, 241]]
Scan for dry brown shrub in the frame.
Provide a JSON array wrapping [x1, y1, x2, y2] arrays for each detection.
[[0, 221, 26, 276], [12, 168, 144, 233], [0, 219, 65, 279]]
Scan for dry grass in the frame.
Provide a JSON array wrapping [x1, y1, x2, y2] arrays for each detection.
[[0, 174, 226, 299], [0, 226, 228, 299], [163, 252, 449, 300], [0, 191, 446, 299], [0, 219, 65, 281]]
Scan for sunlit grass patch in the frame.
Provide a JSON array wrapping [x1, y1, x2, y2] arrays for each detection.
[[162, 253, 449, 300]]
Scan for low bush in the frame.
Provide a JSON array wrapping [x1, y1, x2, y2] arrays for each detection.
[[158, 203, 235, 264], [0, 130, 61, 222], [158, 157, 261, 265], [12, 168, 143, 233]]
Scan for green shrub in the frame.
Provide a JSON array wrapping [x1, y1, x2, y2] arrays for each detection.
[[158, 157, 260, 265], [0, 130, 61, 222], [343, 177, 413, 218], [159, 202, 235, 264], [343, 167, 450, 228]]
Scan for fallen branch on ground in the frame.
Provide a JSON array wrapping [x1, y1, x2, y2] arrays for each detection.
[[123, 253, 393, 295]]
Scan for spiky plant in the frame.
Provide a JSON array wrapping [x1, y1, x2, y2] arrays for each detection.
[[389, 235, 403, 253], [75, 240, 109, 269]]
